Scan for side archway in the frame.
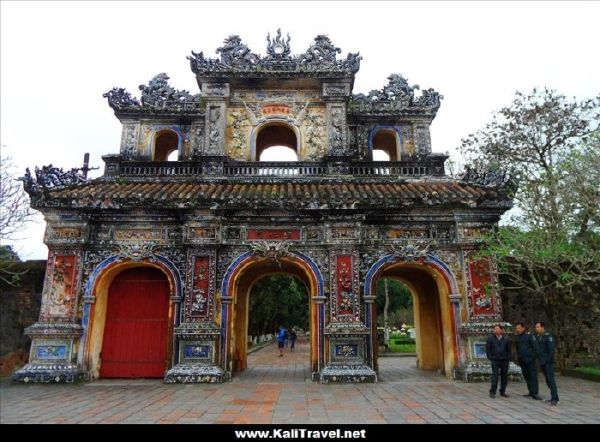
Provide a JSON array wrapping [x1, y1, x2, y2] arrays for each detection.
[[364, 253, 461, 376], [80, 254, 182, 379], [369, 126, 402, 161]]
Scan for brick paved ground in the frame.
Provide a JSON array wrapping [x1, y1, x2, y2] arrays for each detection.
[[1, 337, 599, 424]]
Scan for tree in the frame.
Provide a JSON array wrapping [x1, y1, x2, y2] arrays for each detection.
[[248, 275, 309, 338], [1, 153, 37, 285], [461, 88, 600, 365], [375, 278, 413, 329], [1, 154, 35, 240]]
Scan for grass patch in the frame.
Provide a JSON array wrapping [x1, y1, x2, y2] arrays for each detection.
[[573, 366, 600, 376], [388, 342, 416, 353]]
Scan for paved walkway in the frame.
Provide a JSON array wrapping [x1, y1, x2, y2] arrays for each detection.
[[1, 338, 599, 424]]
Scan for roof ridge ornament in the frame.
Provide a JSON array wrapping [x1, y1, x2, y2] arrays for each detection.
[[266, 28, 291, 58], [188, 32, 361, 76], [103, 73, 201, 114], [350, 74, 443, 115]]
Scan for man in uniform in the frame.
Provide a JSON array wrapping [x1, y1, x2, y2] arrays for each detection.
[[514, 322, 541, 400], [534, 321, 560, 406], [486, 324, 511, 398]]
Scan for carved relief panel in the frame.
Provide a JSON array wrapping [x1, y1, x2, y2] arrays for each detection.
[[464, 250, 502, 320], [415, 125, 431, 154], [190, 120, 205, 158], [184, 252, 216, 322], [459, 225, 493, 243], [206, 104, 227, 155], [326, 224, 359, 244], [400, 125, 416, 156], [40, 250, 82, 322], [45, 224, 87, 245], [326, 103, 347, 156], [329, 250, 360, 322], [120, 122, 140, 159]]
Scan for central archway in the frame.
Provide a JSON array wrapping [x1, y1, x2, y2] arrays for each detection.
[[221, 252, 324, 377]]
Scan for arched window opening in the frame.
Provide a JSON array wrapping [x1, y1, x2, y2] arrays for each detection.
[[256, 123, 298, 162], [153, 130, 179, 161], [372, 129, 399, 161]]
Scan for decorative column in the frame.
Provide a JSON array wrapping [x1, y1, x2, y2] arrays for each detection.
[[164, 250, 224, 383], [319, 250, 377, 383], [311, 293, 327, 381], [12, 247, 85, 383], [323, 81, 353, 174], [201, 81, 229, 174], [459, 248, 522, 382]]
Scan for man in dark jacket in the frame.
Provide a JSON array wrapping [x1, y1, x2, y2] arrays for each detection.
[[486, 324, 511, 398], [515, 322, 541, 400], [534, 321, 560, 406]]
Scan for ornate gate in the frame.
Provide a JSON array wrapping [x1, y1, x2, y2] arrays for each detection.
[[14, 31, 514, 384]]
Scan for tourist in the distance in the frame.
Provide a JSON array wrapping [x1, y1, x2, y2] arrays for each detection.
[[486, 324, 511, 398], [277, 325, 286, 357], [289, 327, 297, 352]]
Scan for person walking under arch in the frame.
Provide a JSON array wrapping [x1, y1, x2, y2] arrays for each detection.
[[289, 327, 297, 352], [276, 325, 286, 357]]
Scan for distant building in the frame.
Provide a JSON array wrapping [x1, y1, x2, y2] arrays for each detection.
[[15, 31, 513, 384]]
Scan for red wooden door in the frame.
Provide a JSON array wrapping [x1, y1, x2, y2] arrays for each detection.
[[100, 267, 170, 378]]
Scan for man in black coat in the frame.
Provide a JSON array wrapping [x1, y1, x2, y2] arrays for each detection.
[[486, 324, 511, 398], [515, 322, 541, 400], [534, 321, 560, 406]]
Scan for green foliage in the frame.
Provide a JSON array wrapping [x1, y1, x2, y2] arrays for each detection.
[[573, 366, 600, 376], [248, 275, 309, 337], [0, 245, 25, 287], [375, 279, 412, 312], [461, 89, 600, 313], [375, 279, 414, 328], [388, 343, 416, 353]]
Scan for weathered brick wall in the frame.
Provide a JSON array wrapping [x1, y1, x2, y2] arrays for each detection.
[[0, 260, 45, 376], [501, 282, 600, 370]]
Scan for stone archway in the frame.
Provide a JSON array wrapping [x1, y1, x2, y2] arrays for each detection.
[[365, 253, 460, 377], [220, 251, 324, 377], [81, 255, 182, 379]]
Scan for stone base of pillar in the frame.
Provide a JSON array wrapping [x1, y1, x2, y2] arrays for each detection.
[[319, 364, 378, 383], [12, 363, 87, 384], [459, 361, 523, 382], [164, 363, 224, 383]]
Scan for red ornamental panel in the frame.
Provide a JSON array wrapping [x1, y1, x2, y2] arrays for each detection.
[[100, 267, 169, 378], [336, 255, 354, 316], [468, 257, 497, 317], [186, 256, 213, 321], [42, 254, 79, 319], [262, 104, 291, 115], [247, 229, 301, 241]]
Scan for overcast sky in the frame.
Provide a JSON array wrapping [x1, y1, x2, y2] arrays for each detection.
[[2, 1, 599, 260]]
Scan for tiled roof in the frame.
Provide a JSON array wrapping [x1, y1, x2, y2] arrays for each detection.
[[34, 179, 511, 210]]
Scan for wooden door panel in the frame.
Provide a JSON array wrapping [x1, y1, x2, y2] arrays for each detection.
[[100, 268, 169, 378]]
